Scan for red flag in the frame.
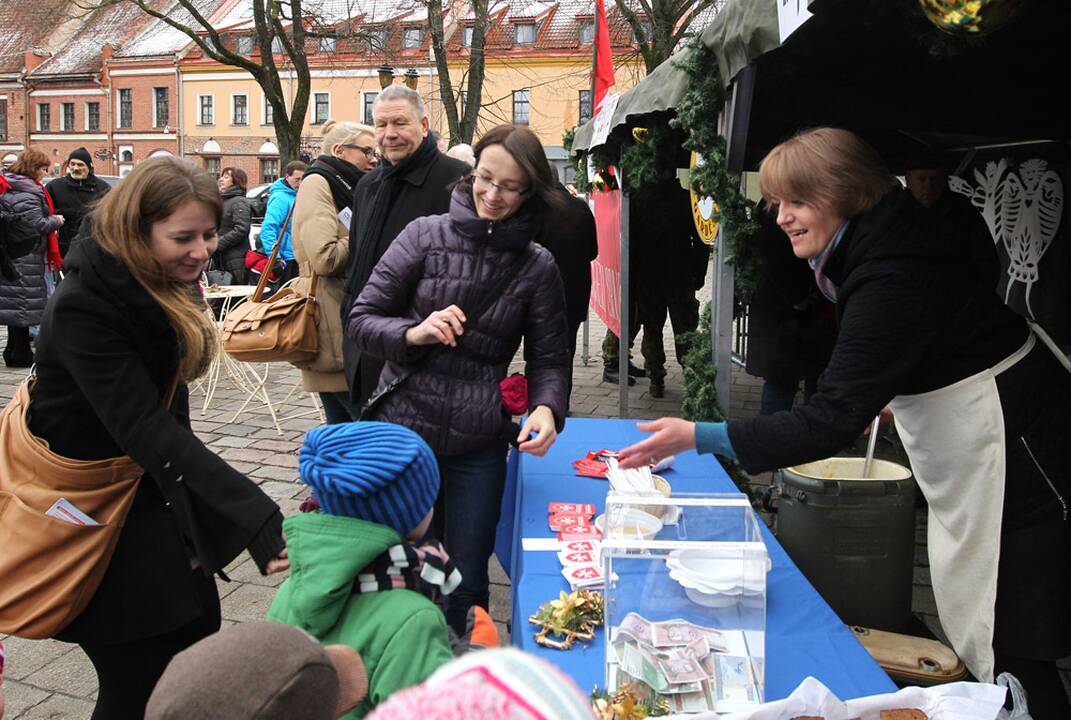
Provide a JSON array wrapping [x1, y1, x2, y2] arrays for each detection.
[[593, 0, 615, 113]]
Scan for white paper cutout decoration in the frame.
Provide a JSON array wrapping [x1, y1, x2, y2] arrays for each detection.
[[949, 158, 1063, 318]]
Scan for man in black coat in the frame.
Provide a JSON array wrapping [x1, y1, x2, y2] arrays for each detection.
[[536, 182, 597, 408], [341, 85, 469, 405], [45, 147, 110, 259]]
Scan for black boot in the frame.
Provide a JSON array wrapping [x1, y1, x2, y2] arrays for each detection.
[[650, 378, 665, 398], [4, 326, 33, 368], [628, 361, 647, 378], [603, 367, 636, 386]]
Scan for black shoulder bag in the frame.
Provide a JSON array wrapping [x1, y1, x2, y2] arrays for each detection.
[[360, 244, 536, 421]]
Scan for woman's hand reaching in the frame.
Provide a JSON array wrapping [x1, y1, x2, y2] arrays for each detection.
[[405, 305, 467, 347], [517, 405, 557, 457], [617, 418, 697, 469]]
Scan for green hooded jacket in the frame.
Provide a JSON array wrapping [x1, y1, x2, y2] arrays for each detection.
[[267, 512, 453, 717]]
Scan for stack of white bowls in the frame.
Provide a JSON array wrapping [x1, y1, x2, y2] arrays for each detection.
[[666, 549, 768, 607]]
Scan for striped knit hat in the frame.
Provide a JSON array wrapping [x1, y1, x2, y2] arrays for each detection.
[[367, 648, 595, 720], [299, 422, 439, 536]]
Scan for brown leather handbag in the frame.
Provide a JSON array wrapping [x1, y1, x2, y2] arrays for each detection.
[[221, 203, 320, 363], [0, 376, 176, 639]]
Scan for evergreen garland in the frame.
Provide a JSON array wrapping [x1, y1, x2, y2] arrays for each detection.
[[670, 39, 760, 302]]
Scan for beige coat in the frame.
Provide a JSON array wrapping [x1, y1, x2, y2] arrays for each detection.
[[291, 173, 350, 392]]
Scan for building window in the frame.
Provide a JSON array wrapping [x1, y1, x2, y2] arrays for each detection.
[[86, 102, 100, 131], [512, 89, 530, 125], [318, 36, 336, 53], [37, 103, 51, 131], [153, 87, 169, 128], [61, 102, 75, 131], [579, 21, 594, 45], [236, 35, 254, 54], [205, 156, 220, 178], [362, 91, 377, 125], [199, 95, 214, 125], [579, 89, 592, 124], [261, 157, 279, 184], [232, 94, 248, 125], [633, 19, 652, 43], [369, 28, 389, 51], [402, 27, 422, 48], [118, 89, 132, 128], [119, 145, 134, 162], [271, 36, 284, 54], [313, 92, 329, 124], [459, 90, 467, 118], [514, 23, 536, 45], [263, 95, 274, 125], [462, 26, 473, 47], [0, 99, 7, 140]]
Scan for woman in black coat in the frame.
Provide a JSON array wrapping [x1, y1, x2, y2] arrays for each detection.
[[348, 124, 571, 636], [213, 166, 252, 284], [0, 149, 64, 367], [620, 128, 1071, 719], [30, 156, 288, 719]]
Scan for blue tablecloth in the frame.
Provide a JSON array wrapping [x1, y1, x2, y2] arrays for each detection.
[[496, 418, 896, 701]]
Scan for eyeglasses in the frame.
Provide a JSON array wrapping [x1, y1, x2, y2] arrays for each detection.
[[473, 173, 527, 198], [341, 144, 377, 160]]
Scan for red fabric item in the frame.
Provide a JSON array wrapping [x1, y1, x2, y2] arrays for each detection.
[[244, 249, 281, 282], [0, 175, 11, 195], [593, 0, 616, 112], [499, 373, 528, 416], [41, 182, 63, 272]]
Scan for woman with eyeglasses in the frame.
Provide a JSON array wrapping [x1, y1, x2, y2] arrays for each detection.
[[292, 120, 379, 423], [347, 124, 571, 636]]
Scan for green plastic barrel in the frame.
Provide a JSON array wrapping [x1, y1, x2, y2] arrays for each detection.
[[777, 457, 916, 632]]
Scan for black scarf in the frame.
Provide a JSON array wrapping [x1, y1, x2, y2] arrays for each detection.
[[303, 154, 363, 213], [342, 133, 441, 313]]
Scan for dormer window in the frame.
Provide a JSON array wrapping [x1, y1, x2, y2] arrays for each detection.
[[514, 22, 536, 45], [633, 19, 652, 43], [368, 28, 389, 51], [236, 35, 254, 54], [462, 25, 474, 47], [579, 21, 594, 45], [403, 27, 423, 48]]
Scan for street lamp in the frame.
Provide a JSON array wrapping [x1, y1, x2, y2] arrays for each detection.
[[377, 64, 395, 89], [403, 68, 419, 90]]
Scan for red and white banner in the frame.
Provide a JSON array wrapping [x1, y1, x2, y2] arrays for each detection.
[[590, 190, 622, 336]]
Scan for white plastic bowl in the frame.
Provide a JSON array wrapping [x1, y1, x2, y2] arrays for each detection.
[[594, 508, 663, 540]]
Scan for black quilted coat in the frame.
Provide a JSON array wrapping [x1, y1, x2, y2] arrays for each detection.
[[347, 188, 571, 456], [0, 171, 60, 326]]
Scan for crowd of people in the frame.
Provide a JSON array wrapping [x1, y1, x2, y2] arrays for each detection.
[[1, 91, 1068, 720]]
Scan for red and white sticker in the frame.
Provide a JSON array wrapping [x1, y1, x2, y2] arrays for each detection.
[[548, 502, 596, 516], [548, 514, 593, 531], [558, 526, 602, 540], [561, 540, 598, 553], [561, 563, 604, 587], [557, 550, 596, 565]]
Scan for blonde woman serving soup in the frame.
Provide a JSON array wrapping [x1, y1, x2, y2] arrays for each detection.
[[618, 128, 1071, 719], [29, 157, 288, 719], [347, 124, 571, 636]]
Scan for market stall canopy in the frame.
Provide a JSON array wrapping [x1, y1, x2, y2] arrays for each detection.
[[571, 0, 779, 152], [572, 0, 1071, 168]]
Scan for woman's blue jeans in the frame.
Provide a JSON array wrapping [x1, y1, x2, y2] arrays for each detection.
[[432, 442, 508, 636]]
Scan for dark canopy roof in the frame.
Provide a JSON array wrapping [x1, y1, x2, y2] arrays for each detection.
[[573, 0, 1071, 170]]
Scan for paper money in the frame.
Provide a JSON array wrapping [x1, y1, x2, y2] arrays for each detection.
[[617, 612, 654, 645], [712, 655, 759, 707], [617, 641, 669, 693], [655, 647, 709, 685]]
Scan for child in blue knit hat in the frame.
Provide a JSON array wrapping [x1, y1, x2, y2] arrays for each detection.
[[267, 422, 456, 718]]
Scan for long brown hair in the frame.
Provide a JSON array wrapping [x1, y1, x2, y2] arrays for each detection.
[[759, 127, 898, 218], [92, 157, 221, 381], [9, 148, 50, 179]]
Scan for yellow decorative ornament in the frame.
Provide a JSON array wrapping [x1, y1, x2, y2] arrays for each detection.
[[689, 152, 718, 246], [918, 0, 1023, 36], [631, 127, 650, 143]]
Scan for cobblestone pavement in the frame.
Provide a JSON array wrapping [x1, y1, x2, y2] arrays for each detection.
[[2, 308, 1067, 716]]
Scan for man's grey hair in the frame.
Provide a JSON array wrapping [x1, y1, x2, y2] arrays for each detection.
[[373, 85, 426, 122]]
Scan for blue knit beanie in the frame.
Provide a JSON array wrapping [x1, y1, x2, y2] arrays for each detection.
[[299, 422, 440, 536]]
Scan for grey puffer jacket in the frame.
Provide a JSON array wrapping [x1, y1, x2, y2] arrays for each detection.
[[348, 188, 571, 457], [0, 171, 61, 326]]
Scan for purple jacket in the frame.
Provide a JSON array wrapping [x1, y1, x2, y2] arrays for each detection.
[[347, 188, 570, 456]]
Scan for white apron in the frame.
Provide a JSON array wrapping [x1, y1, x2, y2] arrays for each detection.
[[888, 332, 1036, 683]]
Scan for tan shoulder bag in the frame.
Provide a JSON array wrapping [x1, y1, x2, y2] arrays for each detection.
[[221, 203, 320, 363], [0, 376, 177, 638]]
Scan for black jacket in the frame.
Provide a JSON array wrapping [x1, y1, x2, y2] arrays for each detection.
[[536, 185, 597, 325], [30, 237, 283, 643], [0, 171, 59, 326], [630, 181, 710, 290], [728, 189, 1028, 472], [45, 174, 109, 258], [215, 186, 252, 277], [342, 150, 470, 404]]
